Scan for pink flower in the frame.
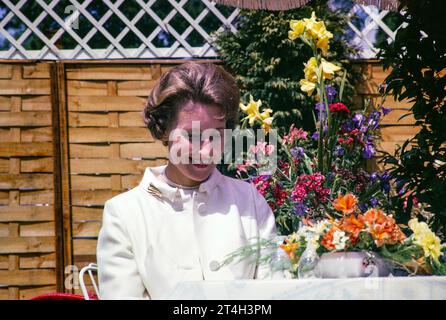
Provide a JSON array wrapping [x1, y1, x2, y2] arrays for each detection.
[[291, 185, 307, 203], [250, 141, 275, 156], [283, 124, 308, 145], [291, 172, 331, 204], [252, 175, 271, 197], [236, 159, 255, 175]]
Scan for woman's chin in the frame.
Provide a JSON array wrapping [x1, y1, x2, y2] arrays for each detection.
[[185, 164, 214, 181]]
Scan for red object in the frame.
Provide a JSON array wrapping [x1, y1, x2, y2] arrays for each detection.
[[329, 102, 350, 114], [30, 292, 99, 300]]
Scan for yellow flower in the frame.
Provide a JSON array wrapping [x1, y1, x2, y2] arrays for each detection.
[[280, 239, 300, 262], [260, 109, 273, 133], [316, 29, 333, 56], [299, 79, 316, 96], [288, 12, 334, 56], [304, 57, 318, 83], [305, 20, 325, 40], [320, 58, 341, 80], [301, 12, 318, 39], [240, 96, 274, 133], [289, 19, 305, 40], [409, 218, 445, 261], [240, 95, 261, 125]]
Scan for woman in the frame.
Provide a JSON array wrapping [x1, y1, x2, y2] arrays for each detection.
[[97, 62, 278, 299]]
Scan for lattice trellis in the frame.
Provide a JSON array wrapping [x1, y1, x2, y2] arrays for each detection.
[[0, 0, 239, 59], [0, 0, 402, 60], [346, 4, 404, 59]]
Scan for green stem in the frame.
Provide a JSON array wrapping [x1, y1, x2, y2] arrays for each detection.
[[321, 80, 332, 174], [312, 50, 325, 174]]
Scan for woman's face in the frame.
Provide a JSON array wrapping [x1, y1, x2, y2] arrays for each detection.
[[165, 100, 226, 187]]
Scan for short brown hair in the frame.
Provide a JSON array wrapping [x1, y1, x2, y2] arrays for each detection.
[[143, 62, 240, 145]]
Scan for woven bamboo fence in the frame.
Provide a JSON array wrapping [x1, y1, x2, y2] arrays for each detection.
[[0, 62, 57, 299], [0, 59, 416, 299]]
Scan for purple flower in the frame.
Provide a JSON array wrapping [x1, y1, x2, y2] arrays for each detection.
[[358, 203, 368, 212], [380, 171, 390, 182], [323, 125, 328, 134], [315, 102, 327, 121], [381, 106, 392, 116], [352, 114, 364, 127], [311, 132, 319, 140], [342, 121, 354, 132], [315, 102, 326, 112], [370, 172, 379, 182], [293, 203, 307, 216], [291, 147, 305, 159], [363, 143, 375, 159], [334, 145, 344, 157], [367, 111, 381, 130], [370, 110, 382, 120], [398, 187, 407, 196], [380, 172, 391, 194], [325, 85, 337, 103], [367, 118, 379, 130], [370, 198, 379, 207]]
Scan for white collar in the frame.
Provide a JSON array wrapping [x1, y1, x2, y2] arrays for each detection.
[[139, 165, 222, 203]]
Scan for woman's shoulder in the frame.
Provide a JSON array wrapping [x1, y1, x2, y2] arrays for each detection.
[[218, 174, 257, 197], [104, 186, 143, 211]]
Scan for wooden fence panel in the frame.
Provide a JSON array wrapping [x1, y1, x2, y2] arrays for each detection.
[[0, 62, 57, 299]]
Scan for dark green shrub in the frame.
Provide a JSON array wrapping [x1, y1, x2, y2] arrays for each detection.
[[213, 0, 360, 134], [379, 0, 446, 233]]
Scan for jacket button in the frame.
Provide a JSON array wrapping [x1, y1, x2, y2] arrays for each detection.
[[197, 203, 206, 213]]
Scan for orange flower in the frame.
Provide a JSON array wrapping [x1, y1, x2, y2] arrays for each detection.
[[280, 239, 300, 262], [333, 193, 358, 215], [364, 208, 406, 247], [338, 214, 366, 243], [321, 228, 337, 250]]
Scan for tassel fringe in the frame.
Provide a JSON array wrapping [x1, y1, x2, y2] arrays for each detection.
[[212, 0, 401, 11]]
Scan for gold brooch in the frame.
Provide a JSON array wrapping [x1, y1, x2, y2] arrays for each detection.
[[147, 183, 163, 200]]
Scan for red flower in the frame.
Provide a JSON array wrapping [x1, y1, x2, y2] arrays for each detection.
[[338, 137, 354, 145], [329, 102, 350, 114], [273, 184, 288, 207]]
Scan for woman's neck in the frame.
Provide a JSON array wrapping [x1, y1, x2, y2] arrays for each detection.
[[164, 163, 201, 188]]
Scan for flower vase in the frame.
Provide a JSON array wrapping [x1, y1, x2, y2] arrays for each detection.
[[315, 251, 391, 278]]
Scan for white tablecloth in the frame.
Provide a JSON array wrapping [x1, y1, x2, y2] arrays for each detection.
[[166, 277, 446, 300]]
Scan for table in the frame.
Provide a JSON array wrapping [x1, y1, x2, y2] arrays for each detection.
[[166, 276, 446, 300]]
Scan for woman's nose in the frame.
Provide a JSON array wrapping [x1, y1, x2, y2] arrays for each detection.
[[199, 139, 214, 157]]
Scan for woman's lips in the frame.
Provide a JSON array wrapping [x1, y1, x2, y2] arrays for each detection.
[[192, 164, 209, 169], [189, 158, 211, 168]]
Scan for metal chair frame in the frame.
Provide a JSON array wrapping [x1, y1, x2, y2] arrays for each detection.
[[79, 263, 100, 300]]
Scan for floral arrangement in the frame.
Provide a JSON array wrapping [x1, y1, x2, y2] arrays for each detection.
[[227, 12, 446, 277], [281, 193, 446, 276]]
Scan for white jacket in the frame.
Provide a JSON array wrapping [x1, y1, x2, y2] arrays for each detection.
[[97, 165, 277, 299]]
